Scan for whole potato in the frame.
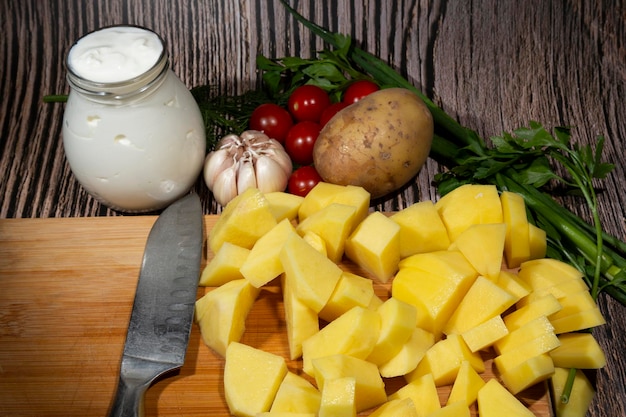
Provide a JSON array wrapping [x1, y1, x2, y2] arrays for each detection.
[[313, 88, 433, 198]]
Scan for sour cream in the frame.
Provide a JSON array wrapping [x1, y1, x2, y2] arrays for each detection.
[[62, 25, 206, 212]]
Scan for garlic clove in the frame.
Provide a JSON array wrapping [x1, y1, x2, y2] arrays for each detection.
[[255, 155, 289, 193], [212, 165, 238, 206], [236, 160, 257, 195], [204, 149, 233, 190]]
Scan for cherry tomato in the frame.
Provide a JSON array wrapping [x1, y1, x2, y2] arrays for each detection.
[[343, 80, 380, 104], [249, 103, 293, 144], [284, 121, 321, 166], [288, 166, 322, 197], [319, 101, 349, 127], [287, 85, 331, 122]]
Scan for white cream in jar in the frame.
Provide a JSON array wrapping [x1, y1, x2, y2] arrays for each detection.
[[62, 25, 206, 212]]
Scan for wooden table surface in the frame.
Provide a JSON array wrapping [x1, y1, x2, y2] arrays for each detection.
[[1, 0, 624, 416]]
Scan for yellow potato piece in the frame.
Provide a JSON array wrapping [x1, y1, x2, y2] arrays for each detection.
[[427, 401, 470, 417], [500, 353, 555, 394], [549, 332, 607, 369], [461, 314, 509, 352], [477, 379, 535, 417], [504, 294, 562, 331], [495, 315, 555, 355], [318, 376, 356, 417], [199, 241, 250, 287], [297, 182, 370, 225], [390, 200, 450, 258], [318, 271, 376, 323], [368, 398, 418, 417], [378, 327, 435, 378], [446, 360, 486, 406], [270, 371, 321, 414], [264, 191, 304, 221], [389, 373, 440, 417], [551, 367, 596, 417], [282, 274, 319, 360], [494, 332, 561, 375], [500, 191, 531, 268], [453, 223, 506, 280], [366, 297, 418, 365]]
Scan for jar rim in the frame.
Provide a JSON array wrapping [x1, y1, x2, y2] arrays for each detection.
[[65, 24, 169, 100]]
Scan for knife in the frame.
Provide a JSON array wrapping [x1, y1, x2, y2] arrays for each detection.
[[108, 193, 204, 417]]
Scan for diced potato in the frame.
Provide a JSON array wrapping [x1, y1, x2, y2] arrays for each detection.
[[296, 203, 358, 263], [345, 211, 401, 283], [407, 334, 484, 386], [318, 271, 376, 322], [518, 258, 584, 291], [282, 274, 319, 360], [426, 401, 470, 417], [500, 191, 531, 268], [264, 191, 304, 221], [298, 182, 370, 225], [446, 360, 486, 406], [366, 298, 418, 365], [550, 307, 606, 334], [499, 353, 555, 394], [270, 372, 321, 414], [551, 367, 596, 417], [200, 242, 250, 286], [398, 250, 478, 283], [389, 373, 440, 417], [495, 315, 555, 355], [390, 200, 450, 258], [195, 279, 260, 357], [547, 290, 602, 328], [461, 314, 509, 352], [302, 306, 381, 376], [280, 232, 343, 313], [209, 187, 277, 252], [368, 398, 418, 417], [435, 184, 503, 242], [504, 294, 562, 331], [224, 342, 288, 417], [240, 218, 295, 288], [453, 223, 506, 280], [444, 276, 516, 335], [496, 270, 531, 301], [318, 377, 356, 417], [378, 327, 435, 378], [528, 223, 547, 260], [549, 332, 607, 368], [517, 278, 589, 307], [494, 332, 561, 375], [301, 230, 327, 256], [312, 354, 387, 412], [477, 379, 535, 417]]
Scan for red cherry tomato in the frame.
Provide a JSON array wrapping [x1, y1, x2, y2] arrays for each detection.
[[249, 103, 293, 144], [284, 121, 321, 166], [287, 85, 331, 122], [319, 101, 349, 127], [343, 80, 380, 104], [288, 166, 322, 197]]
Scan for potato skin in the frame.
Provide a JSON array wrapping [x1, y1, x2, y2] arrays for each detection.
[[313, 88, 434, 199]]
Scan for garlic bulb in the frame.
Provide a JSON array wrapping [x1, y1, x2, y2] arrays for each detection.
[[203, 130, 293, 206]]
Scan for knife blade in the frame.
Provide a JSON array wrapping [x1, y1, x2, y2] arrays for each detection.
[[108, 193, 204, 417]]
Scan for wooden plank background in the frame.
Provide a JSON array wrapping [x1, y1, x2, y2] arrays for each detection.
[[1, 1, 625, 416]]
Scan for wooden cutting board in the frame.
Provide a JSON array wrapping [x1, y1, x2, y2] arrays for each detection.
[[0, 216, 552, 416]]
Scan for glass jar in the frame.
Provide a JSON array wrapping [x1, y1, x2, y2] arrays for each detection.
[[62, 25, 206, 212]]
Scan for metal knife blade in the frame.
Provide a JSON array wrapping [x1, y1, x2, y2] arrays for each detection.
[[108, 193, 204, 417]]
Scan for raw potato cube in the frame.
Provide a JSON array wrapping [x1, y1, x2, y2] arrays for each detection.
[[270, 372, 321, 414], [496, 270, 531, 301], [389, 373, 440, 417], [200, 242, 250, 286], [302, 306, 381, 376], [280, 232, 343, 313], [301, 230, 327, 256], [224, 342, 288, 417], [444, 276, 516, 335], [477, 379, 535, 417], [318, 377, 356, 417], [549, 332, 607, 368], [518, 258, 584, 291], [366, 297, 418, 365], [368, 398, 418, 417], [298, 182, 370, 225], [407, 334, 484, 386], [500, 191, 531, 268], [378, 327, 435, 378], [494, 332, 561, 375], [296, 203, 358, 263], [551, 367, 596, 417], [195, 279, 260, 357], [550, 307, 606, 334], [209, 187, 277, 252], [461, 314, 509, 352], [518, 278, 589, 306], [398, 250, 478, 282], [282, 274, 319, 360], [312, 354, 387, 412], [345, 211, 401, 283], [528, 223, 547, 260], [241, 218, 295, 288], [435, 184, 503, 242], [426, 401, 470, 417], [499, 353, 555, 394], [318, 271, 376, 322], [453, 223, 506, 280], [264, 191, 304, 221], [504, 294, 562, 331], [390, 200, 450, 257], [495, 315, 555, 355], [446, 360, 486, 406]]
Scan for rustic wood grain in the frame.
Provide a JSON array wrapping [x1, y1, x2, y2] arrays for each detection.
[[0, 215, 551, 417], [1, 0, 625, 416]]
